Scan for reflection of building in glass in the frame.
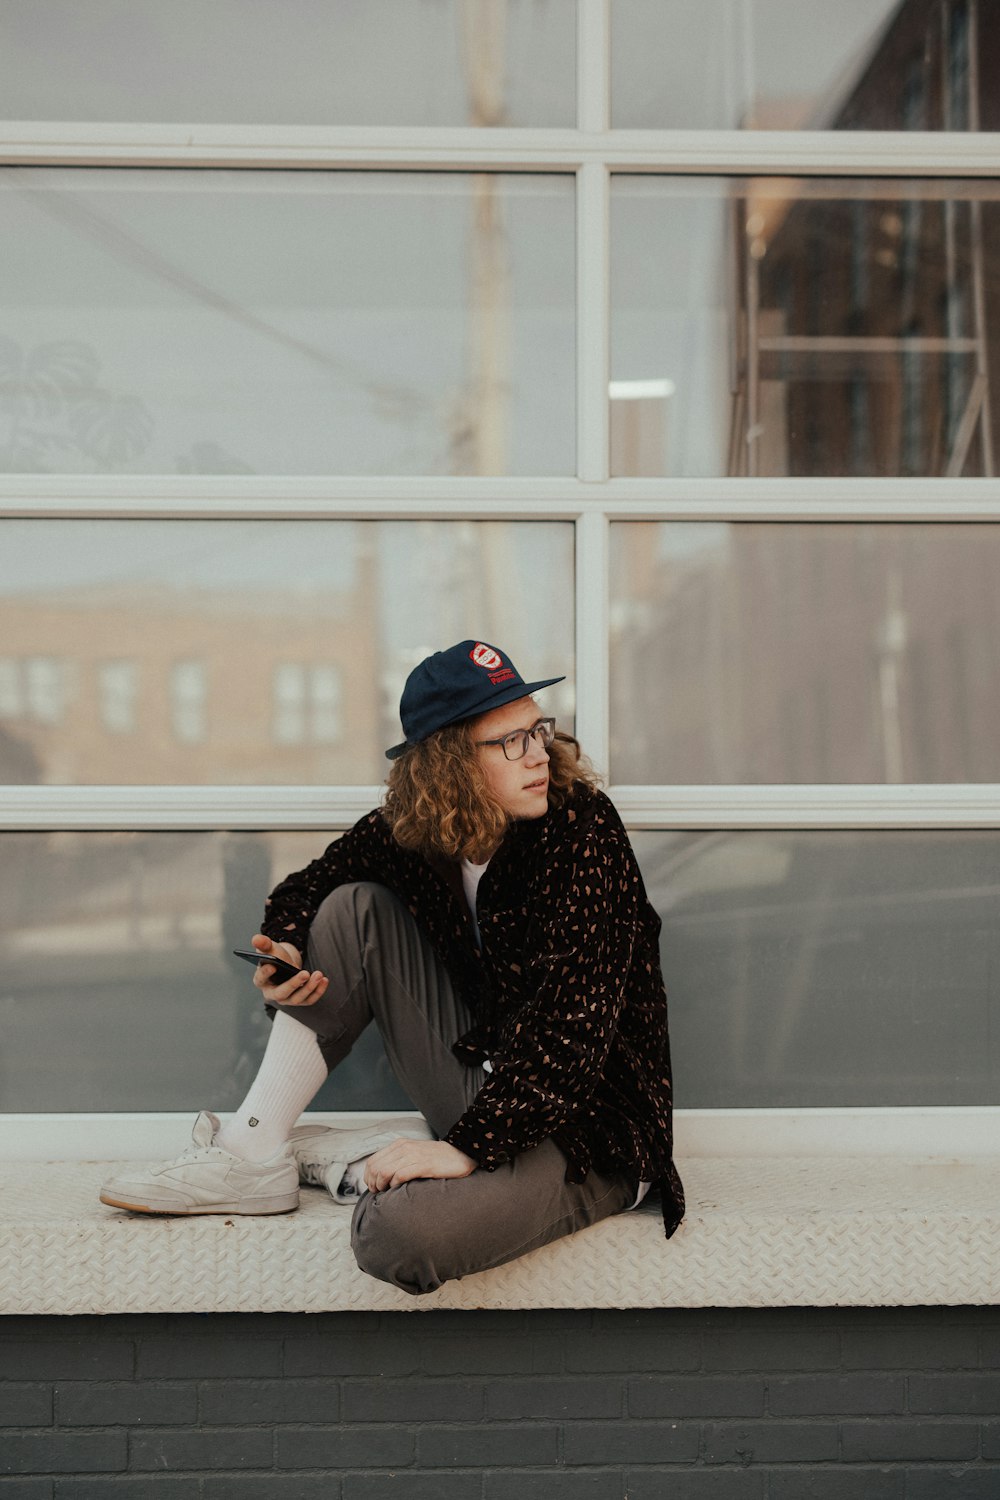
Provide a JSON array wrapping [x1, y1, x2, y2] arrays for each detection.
[[0, 827, 410, 1114], [98, 660, 139, 735], [0, 518, 576, 787], [0, 563, 378, 785], [832, 0, 995, 133], [732, 0, 999, 477], [611, 524, 1000, 785]]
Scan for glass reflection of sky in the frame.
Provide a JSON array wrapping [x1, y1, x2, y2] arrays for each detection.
[[614, 0, 902, 130], [0, 518, 574, 666], [0, 521, 359, 595]]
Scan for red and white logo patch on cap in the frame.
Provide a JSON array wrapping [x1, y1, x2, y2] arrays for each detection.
[[470, 643, 503, 671]]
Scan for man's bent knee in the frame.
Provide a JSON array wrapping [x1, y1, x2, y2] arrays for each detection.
[[351, 1185, 451, 1297], [312, 879, 386, 925]]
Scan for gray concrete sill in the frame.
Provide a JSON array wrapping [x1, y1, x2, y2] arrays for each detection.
[[3, 1154, 999, 1314]]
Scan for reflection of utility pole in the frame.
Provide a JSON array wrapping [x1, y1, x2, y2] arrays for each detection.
[[876, 563, 907, 783], [453, 1, 511, 474], [456, 1, 513, 631], [463, 174, 511, 479]]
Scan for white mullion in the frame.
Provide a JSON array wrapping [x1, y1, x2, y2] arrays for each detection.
[[0, 122, 585, 170], [0, 474, 592, 512], [0, 785, 382, 832], [0, 494, 589, 523], [577, 0, 611, 134], [3, 122, 1000, 175], [576, 0, 611, 485], [582, 477, 1000, 519], [611, 783, 1000, 829], [576, 161, 610, 481], [573, 509, 612, 778], [5, 782, 1000, 833], [3, 476, 999, 524]]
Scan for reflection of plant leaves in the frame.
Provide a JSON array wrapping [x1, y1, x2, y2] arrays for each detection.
[[0, 338, 101, 422], [177, 440, 254, 475], [27, 342, 101, 415], [70, 391, 154, 466], [6, 429, 79, 470], [371, 385, 428, 423], [0, 336, 27, 418], [4, 438, 48, 471]]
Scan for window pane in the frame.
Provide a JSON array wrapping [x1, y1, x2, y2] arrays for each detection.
[[613, 0, 990, 130], [169, 662, 208, 746], [1, 170, 575, 475], [634, 829, 1000, 1108], [5, 827, 997, 1113], [611, 177, 999, 477], [98, 660, 138, 735], [610, 522, 1000, 785], [2, 0, 576, 126], [0, 829, 412, 1113], [0, 519, 575, 785]]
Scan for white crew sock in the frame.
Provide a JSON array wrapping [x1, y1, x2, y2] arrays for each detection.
[[215, 1010, 329, 1162]]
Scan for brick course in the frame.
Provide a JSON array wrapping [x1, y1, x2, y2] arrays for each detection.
[[1, 1307, 999, 1497]]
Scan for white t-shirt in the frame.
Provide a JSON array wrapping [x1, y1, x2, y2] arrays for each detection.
[[460, 856, 490, 951]]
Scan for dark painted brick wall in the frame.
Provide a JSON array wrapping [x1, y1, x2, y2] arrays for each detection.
[[1, 1307, 999, 1498]]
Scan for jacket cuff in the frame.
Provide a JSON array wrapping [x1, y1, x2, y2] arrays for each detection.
[[260, 920, 309, 956], [443, 1118, 510, 1173]]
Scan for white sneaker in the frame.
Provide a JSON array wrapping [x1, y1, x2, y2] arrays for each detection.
[[289, 1115, 434, 1203], [99, 1110, 300, 1216]]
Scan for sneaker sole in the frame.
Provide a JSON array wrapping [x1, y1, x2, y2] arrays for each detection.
[[98, 1191, 300, 1215]]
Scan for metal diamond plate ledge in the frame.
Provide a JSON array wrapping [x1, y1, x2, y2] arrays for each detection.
[[2, 1156, 999, 1314]]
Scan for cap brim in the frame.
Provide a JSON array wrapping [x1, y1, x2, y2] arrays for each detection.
[[384, 675, 566, 760]]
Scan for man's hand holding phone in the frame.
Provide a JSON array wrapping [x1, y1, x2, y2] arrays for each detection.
[[236, 935, 330, 1007]]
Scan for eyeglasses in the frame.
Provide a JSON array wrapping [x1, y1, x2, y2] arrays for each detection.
[[476, 717, 556, 762]]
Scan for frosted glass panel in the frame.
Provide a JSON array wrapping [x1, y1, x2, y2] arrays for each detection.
[[611, 177, 999, 478], [0, 170, 575, 475], [610, 522, 1000, 785], [0, 519, 575, 785], [2, 0, 576, 126], [635, 830, 1000, 1109], [613, 0, 989, 131], [0, 830, 412, 1113]]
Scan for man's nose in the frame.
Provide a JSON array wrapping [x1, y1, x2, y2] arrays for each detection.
[[524, 731, 549, 766]]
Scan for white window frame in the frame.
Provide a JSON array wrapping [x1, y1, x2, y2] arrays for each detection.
[[2, 0, 1000, 1157]]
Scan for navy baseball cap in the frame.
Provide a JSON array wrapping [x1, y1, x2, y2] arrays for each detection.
[[386, 641, 565, 760]]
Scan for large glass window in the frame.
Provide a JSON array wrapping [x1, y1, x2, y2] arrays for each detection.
[[611, 177, 998, 478], [612, 0, 991, 131], [0, 170, 576, 475], [3, 3, 996, 1142], [610, 522, 1000, 786], [4, 827, 997, 1114], [1, 0, 577, 127], [0, 829, 412, 1113], [635, 829, 1000, 1109], [0, 519, 575, 785]]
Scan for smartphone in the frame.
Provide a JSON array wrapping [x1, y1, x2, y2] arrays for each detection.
[[232, 948, 303, 986]]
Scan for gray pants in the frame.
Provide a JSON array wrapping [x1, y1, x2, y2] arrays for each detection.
[[277, 881, 635, 1295]]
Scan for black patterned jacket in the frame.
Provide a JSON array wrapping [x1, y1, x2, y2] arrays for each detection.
[[261, 785, 684, 1237]]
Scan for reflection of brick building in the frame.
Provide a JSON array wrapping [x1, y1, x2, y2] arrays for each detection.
[[835, 0, 1000, 133], [733, 0, 999, 478], [0, 558, 380, 785]]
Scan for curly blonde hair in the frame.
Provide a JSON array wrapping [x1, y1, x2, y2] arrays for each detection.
[[382, 719, 601, 862]]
